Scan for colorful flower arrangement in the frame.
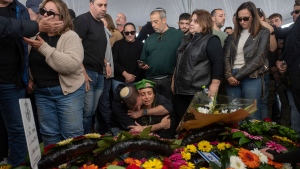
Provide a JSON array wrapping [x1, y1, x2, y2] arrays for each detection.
[[100, 139, 295, 169], [3, 118, 299, 169]]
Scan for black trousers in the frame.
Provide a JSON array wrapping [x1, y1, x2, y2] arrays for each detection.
[[288, 69, 300, 113]]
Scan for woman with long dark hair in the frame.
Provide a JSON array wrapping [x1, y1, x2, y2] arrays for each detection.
[[224, 1, 270, 120]]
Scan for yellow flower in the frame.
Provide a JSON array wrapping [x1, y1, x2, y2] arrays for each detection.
[[225, 143, 231, 148], [85, 133, 101, 139], [184, 144, 197, 153], [181, 151, 191, 160], [0, 165, 12, 169], [142, 158, 163, 169], [58, 163, 68, 169], [217, 142, 226, 151], [187, 162, 195, 169], [179, 163, 195, 169], [57, 138, 73, 146], [198, 141, 213, 152]]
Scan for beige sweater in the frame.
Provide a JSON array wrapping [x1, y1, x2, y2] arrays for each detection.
[[38, 30, 85, 95]]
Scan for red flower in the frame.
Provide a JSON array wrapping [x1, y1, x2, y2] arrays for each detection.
[[163, 157, 173, 168], [162, 166, 168, 169], [126, 164, 142, 169], [44, 144, 56, 154], [264, 118, 272, 122], [73, 135, 86, 141]]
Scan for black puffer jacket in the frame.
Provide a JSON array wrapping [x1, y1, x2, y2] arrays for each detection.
[[224, 27, 270, 81], [174, 33, 215, 95]]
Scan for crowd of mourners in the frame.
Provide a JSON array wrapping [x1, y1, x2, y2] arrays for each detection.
[[1, 0, 300, 166]]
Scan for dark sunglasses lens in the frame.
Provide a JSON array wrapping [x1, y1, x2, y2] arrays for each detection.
[[39, 8, 46, 15], [237, 17, 250, 22], [124, 31, 136, 36], [47, 11, 56, 16], [296, 10, 300, 14]]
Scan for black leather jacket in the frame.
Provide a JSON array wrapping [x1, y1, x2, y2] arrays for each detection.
[[174, 33, 215, 95], [224, 27, 270, 81]]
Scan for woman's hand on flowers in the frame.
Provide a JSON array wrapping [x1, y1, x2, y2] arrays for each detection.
[[259, 148, 274, 160], [208, 79, 220, 98]]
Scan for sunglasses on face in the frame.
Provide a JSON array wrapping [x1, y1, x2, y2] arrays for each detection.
[[124, 31, 136, 36], [290, 10, 300, 15], [39, 8, 60, 17], [236, 16, 251, 22]]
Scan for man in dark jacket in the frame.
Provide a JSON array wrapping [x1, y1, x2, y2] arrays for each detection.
[[275, 2, 300, 113], [0, 0, 30, 166], [0, 16, 64, 37]]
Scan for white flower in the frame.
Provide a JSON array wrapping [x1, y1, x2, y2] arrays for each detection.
[[230, 109, 236, 113], [282, 163, 292, 169], [58, 163, 68, 169], [222, 109, 228, 113], [251, 148, 268, 164], [230, 156, 246, 169]]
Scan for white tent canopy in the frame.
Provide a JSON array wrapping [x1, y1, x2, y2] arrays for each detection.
[[19, 0, 295, 30]]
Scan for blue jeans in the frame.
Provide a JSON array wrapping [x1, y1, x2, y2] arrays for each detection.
[[0, 84, 27, 166], [288, 89, 300, 135], [83, 70, 104, 134], [96, 78, 112, 134], [226, 69, 262, 120], [259, 74, 269, 120], [34, 84, 85, 146]]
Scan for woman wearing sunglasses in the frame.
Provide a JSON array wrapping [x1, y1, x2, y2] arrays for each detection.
[[24, 0, 85, 146], [224, 1, 270, 120], [111, 22, 144, 92]]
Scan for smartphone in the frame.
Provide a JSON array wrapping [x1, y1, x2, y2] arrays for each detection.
[[137, 60, 146, 66]]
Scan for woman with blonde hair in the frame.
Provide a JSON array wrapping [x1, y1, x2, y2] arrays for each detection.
[[24, 0, 85, 146], [101, 14, 123, 47]]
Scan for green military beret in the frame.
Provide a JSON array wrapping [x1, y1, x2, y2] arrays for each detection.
[[135, 79, 156, 90]]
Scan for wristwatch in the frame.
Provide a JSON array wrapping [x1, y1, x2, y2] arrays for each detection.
[[142, 109, 148, 116], [270, 31, 275, 35], [105, 62, 111, 66]]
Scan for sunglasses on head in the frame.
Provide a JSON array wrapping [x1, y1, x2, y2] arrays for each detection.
[[290, 10, 300, 15], [39, 8, 60, 17], [236, 16, 251, 22], [124, 31, 136, 36]]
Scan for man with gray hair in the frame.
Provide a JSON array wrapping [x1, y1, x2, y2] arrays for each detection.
[[139, 7, 184, 102]]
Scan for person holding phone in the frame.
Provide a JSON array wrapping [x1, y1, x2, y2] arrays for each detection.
[[112, 22, 144, 93]]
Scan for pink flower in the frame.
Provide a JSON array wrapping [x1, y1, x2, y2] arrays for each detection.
[[169, 153, 182, 161], [172, 160, 187, 169], [266, 141, 287, 153], [210, 141, 219, 145]]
